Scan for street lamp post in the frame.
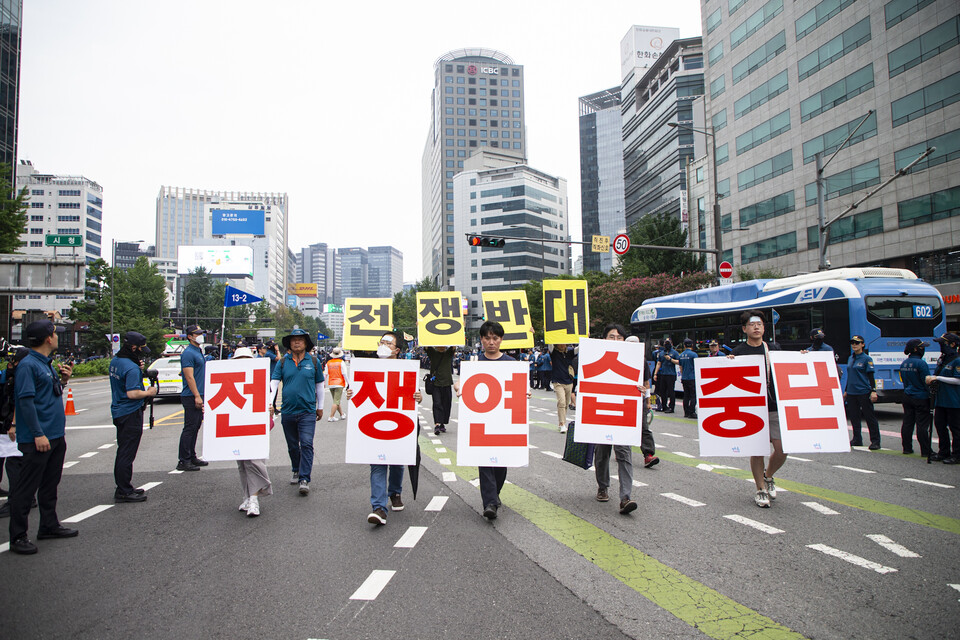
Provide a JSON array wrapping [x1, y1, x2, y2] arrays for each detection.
[[668, 122, 722, 278]]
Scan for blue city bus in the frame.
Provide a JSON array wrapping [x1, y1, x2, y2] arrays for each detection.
[[630, 268, 946, 402]]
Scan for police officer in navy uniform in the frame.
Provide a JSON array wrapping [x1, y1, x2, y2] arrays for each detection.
[[845, 334, 880, 450], [899, 339, 931, 457], [926, 333, 960, 464], [177, 325, 209, 471], [807, 328, 836, 360], [109, 332, 157, 502], [8, 320, 76, 555]]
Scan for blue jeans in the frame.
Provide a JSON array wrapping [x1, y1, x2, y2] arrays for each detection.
[[370, 464, 404, 511], [281, 412, 316, 482]]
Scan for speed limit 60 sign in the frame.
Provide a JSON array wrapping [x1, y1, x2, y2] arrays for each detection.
[[613, 233, 630, 255]]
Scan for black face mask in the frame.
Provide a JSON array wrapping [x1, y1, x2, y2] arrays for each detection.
[[811, 337, 823, 346], [118, 345, 142, 364], [914, 347, 925, 358], [941, 343, 958, 358]]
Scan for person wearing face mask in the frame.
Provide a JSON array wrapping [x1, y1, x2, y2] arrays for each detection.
[[177, 325, 209, 471], [899, 339, 932, 458], [926, 333, 960, 464], [845, 335, 880, 450], [109, 332, 157, 503], [806, 328, 833, 354]]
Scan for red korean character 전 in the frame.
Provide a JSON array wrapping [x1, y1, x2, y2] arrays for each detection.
[[352, 370, 417, 440], [698, 365, 766, 438], [578, 350, 643, 427], [462, 372, 527, 447], [209, 369, 268, 437], [774, 361, 840, 431]]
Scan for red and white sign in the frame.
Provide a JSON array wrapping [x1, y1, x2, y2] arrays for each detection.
[[613, 233, 631, 255], [770, 351, 849, 453], [455, 360, 529, 467], [574, 338, 646, 446], [719, 261, 734, 278], [202, 358, 271, 461], [695, 355, 770, 457], [345, 358, 420, 465]]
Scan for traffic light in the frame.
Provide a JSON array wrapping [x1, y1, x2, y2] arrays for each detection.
[[467, 235, 505, 248]]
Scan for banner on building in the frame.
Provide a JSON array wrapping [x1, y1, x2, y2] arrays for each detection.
[[695, 355, 770, 457], [342, 298, 393, 351], [287, 283, 318, 297], [455, 361, 529, 467], [344, 358, 420, 465], [482, 291, 534, 349], [770, 351, 849, 453], [543, 280, 589, 345], [417, 291, 465, 347], [574, 338, 646, 446], [201, 358, 271, 461]]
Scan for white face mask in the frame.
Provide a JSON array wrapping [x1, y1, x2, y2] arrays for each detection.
[[195, 334, 205, 345], [376, 344, 393, 359]]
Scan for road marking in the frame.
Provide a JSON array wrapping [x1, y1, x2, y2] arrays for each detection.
[[806, 544, 897, 574], [78, 452, 98, 458], [469, 478, 480, 487], [697, 463, 715, 471], [787, 455, 812, 462], [439, 458, 452, 465], [349, 570, 396, 600], [949, 584, 960, 600], [441, 471, 456, 482], [832, 465, 875, 474], [659, 432, 683, 438], [633, 480, 648, 487], [673, 451, 696, 458], [394, 526, 428, 549], [430, 439, 442, 445], [723, 515, 784, 535], [0, 541, 7, 553], [435, 447, 447, 453], [866, 534, 920, 558], [424, 496, 448, 511], [98, 443, 115, 449], [661, 493, 706, 507], [65, 425, 116, 430], [902, 478, 954, 489], [528, 444, 539, 449], [138, 482, 162, 492], [802, 501, 840, 515], [62, 504, 113, 523], [168, 469, 183, 475], [542, 451, 563, 459], [63, 461, 79, 468]]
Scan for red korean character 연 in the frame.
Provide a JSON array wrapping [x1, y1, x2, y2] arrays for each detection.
[[462, 372, 527, 447]]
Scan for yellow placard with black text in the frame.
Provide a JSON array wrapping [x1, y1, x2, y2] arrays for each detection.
[[417, 291, 465, 347], [481, 291, 534, 349], [543, 280, 589, 345], [342, 298, 393, 351]]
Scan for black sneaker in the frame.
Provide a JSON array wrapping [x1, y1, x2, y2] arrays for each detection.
[[868, 443, 881, 451], [483, 504, 499, 520], [176, 461, 200, 471], [190, 458, 209, 467], [439, 425, 447, 433], [434, 426, 442, 436], [37, 526, 79, 539], [929, 453, 945, 462], [115, 492, 148, 503], [10, 536, 37, 555], [943, 457, 960, 465]]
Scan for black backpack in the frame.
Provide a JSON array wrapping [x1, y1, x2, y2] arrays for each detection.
[[1, 347, 31, 431]]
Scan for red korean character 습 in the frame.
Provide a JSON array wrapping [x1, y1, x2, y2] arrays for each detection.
[[578, 350, 644, 428]]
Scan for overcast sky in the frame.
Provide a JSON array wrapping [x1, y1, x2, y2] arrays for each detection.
[[19, 0, 703, 282]]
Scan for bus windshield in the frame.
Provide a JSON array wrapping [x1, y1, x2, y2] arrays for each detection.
[[865, 296, 942, 336]]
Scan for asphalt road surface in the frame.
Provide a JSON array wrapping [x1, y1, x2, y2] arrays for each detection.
[[1, 375, 958, 640]]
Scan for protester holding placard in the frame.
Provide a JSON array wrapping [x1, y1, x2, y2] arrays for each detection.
[[426, 346, 454, 436], [845, 335, 880, 450], [729, 310, 785, 509], [548, 343, 576, 433], [231, 347, 272, 517]]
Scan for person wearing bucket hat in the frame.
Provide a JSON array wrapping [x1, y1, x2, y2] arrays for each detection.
[[324, 347, 349, 422], [270, 328, 324, 495], [177, 325, 209, 471], [899, 339, 932, 457], [926, 333, 960, 463], [845, 335, 880, 450], [109, 332, 156, 502]]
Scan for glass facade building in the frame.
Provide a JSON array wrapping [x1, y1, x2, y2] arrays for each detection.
[[0, 0, 20, 170]]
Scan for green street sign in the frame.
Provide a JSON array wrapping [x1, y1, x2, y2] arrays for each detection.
[[45, 234, 83, 247]]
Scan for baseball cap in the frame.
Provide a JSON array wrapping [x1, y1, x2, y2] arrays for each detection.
[[903, 338, 929, 354], [123, 331, 151, 354], [184, 325, 206, 336], [934, 333, 960, 347], [683, 338, 694, 347], [850, 335, 866, 344], [810, 328, 825, 339], [24, 320, 64, 345], [708, 340, 718, 346]]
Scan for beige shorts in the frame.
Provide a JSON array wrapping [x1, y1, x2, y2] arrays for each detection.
[[329, 386, 344, 404]]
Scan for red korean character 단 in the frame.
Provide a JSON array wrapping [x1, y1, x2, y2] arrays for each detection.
[[352, 370, 417, 440], [698, 365, 767, 438], [208, 369, 267, 437], [578, 350, 643, 427], [461, 372, 527, 446], [774, 361, 839, 431]]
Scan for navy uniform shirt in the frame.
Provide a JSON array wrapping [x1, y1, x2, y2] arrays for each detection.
[[845, 352, 875, 395], [679, 348, 698, 381], [14, 350, 65, 443], [180, 344, 206, 398], [934, 356, 960, 409], [658, 349, 681, 377], [272, 352, 325, 413], [899, 354, 930, 400], [110, 356, 145, 418]]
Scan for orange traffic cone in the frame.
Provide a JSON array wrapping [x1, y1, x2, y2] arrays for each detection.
[[65, 388, 77, 416]]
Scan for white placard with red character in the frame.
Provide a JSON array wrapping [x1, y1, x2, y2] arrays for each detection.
[[770, 351, 849, 453], [695, 355, 770, 457], [345, 358, 420, 465], [202, 358, 271, 461], [455, 360, 529, 467], [574, 337, 646, 446]]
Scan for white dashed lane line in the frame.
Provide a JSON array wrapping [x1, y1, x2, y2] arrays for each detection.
[[660, 493, 706, 507], [62, 504, 113, 523], [902, 478, 954, 489], [787, 455, 812, 462], [833, 465, 875, 474], [866, 534, 920, 558], [78, 452, 98, 459], [807, 544, 897, 574], [672, 451, 696, 459], [138, 482, 163, 492], [350, 570, 396, 600], [168, 469, 183, 475], [439, 458, 452, 465], [394, 526, 428, 549], [659, 432, 683, 438], [541, 451, 563, 459], [98, 443, 115, 450], [723, 514, 785, 535], [424, 496, 448, 511], [63, 461, 79, 469], [949, 584, 960, 600], [435, 447, 447, 453], [430, 439, 442, 445], [469, 478, 480, 487], [441, 472, 457, 482], [802, 501, 840, 515]]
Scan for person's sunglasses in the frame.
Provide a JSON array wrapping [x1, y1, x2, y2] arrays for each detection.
[[850, 340, 863, 345]]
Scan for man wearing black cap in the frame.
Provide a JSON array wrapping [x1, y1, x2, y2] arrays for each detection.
[[177, 325, 209, 471], [899, 339, 932, 457], [678, 338, 698, 419], [8, 320, 76, 555], [845, 335, 880, 450], [807, 328, 835, 360], [926, 333, 960, 464], [109, 332, 157, 502]]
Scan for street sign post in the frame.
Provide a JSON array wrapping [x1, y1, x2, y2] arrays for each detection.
[[613, 234, 631, 255], [45, 234, 83, 248], [591, 235, 610, 253], [719, 261, 733, 279]]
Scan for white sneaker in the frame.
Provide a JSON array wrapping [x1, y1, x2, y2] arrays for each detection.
[[764, 476, 777, 500], [332, 416, 339, 422], [559, 424, 568, 434], [754, 489, 771, 508], [246, 496, 260, 517], [290, 472, 299, 485], [238, 497, 250, 512], [328, 417, 334, 422]]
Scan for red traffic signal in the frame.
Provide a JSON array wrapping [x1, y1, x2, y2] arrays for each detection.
[[467, 235, 505, 248]]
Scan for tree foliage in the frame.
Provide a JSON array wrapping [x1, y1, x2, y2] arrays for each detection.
[[736, 265, 784, 281], [0, 163, 29, 254], [615, 212, 706, 278], [392, 276, 440, 332]]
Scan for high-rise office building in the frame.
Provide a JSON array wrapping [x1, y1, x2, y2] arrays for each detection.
[[114, 242, 155, 271], [1, 1, 21, 170], [579, 87, 626, 274], [338, 247, 368, 300], [422, 48, 527, 285], [368, 246, 403, 299], [297, 242, 339, 305], [453, 152, 569, 325], [696, 0, 959, 325], [621, 31, 704, 231], [14, 161, 103, 318]]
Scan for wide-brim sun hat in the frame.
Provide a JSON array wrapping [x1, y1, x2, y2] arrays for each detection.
[[282, 328, 314, 351]]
